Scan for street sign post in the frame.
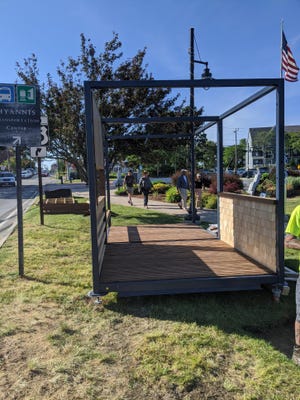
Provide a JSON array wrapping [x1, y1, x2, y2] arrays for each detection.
[[0, 83, 41, 275], [31, 146, 47, 158], [0, 83, 40, 147], [37, 115, 49, 226]]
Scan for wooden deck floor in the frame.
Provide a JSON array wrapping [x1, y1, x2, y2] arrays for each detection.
[[100, 224, 274, 284]]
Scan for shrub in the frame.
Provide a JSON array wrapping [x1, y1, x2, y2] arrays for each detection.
[[165, 186, 181, 203], [224, 181, 243, 193], [286, 176, 300, 190], [152, 182, 171, 194], [260, 172, 270, 181], [209, 173, 243, 194], [287, 169, 300, 177], [202, 192, 217, 209], [286, 182, 295, 198], [115, 187, 127, 196], [115, 185, 139, 196], [256, 178, 276, 197]]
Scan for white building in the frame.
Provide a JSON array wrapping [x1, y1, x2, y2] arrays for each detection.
[[247, 125, 300, 169]]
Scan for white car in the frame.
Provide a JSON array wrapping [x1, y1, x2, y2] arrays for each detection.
[[0, 172, 16, 187], [21, 169, 33, 179]]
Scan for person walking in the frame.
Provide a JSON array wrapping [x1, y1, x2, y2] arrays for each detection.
[[138, 170, 153, 209], [285, 205, 300, 366], [195, 172, 204, 210], [176, 169, 190, 211], [123, 169, 135, 206]]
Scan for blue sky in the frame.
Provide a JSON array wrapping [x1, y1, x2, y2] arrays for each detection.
[[1, 0, 300, 146]]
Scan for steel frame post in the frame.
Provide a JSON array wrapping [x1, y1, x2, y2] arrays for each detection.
[[276, 79, 285, 287]]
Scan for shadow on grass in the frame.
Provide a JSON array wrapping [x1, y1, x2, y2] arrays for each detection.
[[103, 287, 296, 358], [22, 274, 89, 289]]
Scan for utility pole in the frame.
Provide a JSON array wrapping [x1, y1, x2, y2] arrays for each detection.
[[234, 128, 239, 173]]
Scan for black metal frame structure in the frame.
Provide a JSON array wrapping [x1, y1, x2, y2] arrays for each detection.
[[84, 77, 285, 297]]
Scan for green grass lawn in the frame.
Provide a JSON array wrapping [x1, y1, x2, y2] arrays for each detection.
[[0, 201, 299, 399]]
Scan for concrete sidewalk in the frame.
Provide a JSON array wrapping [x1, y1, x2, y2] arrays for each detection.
[[109, 190, 217, 224], [45, 181, 217, 224]]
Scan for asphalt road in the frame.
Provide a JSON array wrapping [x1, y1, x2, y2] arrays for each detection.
[[0, 175, 54, 247]]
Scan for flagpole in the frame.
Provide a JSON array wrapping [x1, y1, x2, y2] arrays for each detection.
[[280, 20, 284, 78]]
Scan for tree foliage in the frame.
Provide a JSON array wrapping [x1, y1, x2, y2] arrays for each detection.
[[196, 140, 217, 170], [16, 33, 206, 181], [223, 139, 246, 170]]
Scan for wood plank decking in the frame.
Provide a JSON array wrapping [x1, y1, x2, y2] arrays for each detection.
[[100, 224, 274, 284]]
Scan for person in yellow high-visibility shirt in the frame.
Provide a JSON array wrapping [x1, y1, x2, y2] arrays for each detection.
[[285, 205, 300, 366]]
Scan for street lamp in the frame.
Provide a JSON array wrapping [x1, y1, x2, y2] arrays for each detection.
[[188, 27, 213, 222], [194, 60, 212, 80]]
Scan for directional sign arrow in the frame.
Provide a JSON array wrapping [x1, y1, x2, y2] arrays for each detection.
[[13, 136, 21, 145], [31, 146, 47, 158]]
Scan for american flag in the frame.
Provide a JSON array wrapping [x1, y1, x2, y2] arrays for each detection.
[[282, 31, 299, 82]]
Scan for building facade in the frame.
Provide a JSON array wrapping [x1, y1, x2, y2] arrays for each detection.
[[247, 125, 300, 169]]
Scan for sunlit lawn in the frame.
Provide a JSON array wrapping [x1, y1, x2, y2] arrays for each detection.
[[0, 200, 299, 399]]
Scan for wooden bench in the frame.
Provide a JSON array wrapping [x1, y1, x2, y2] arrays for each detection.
[[43, 189, 90, 215]]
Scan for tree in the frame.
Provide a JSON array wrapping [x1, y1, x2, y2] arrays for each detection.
[[195, 140, 217, 171], [285, 131, 300, 167], [223, 139, 246, 170], [16, 33, 206, 181]]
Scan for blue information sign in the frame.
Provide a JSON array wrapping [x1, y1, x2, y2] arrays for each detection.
[[0, 84, 15, 103]]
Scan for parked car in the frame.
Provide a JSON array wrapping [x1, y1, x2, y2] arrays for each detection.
[[237, 168, 246, 176], [258, 167, 269, 174], [28, 167, 37, 175], [0, 171, 16, 187], [21, 169, 33, 179], [41, 169, 49, 177], [241, 169, 257, 178]]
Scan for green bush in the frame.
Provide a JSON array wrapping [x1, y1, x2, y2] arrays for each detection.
[[202, 192, 217, 209], [165, 186, 181, 203], [115, 187, 127, 196], [115, 184, 139, 196], [256, 178, 276, 197], [286, 176, 300, 190], [286, 182, 295, 198], [152, 182, 171, 194]]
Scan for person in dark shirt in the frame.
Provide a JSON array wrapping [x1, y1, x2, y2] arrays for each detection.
[[138, 170, 153, 209], [195, 173, 204, 210], [176, 169, 190, 210], [123, 169, 135, 206]]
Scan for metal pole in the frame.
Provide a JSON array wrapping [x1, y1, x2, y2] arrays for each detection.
[[38, 158, 44, 225], [234, 128, 239, 173], [105, 139, 111, 211], [217, 120, 223, 239], [190, 28, 196, 223], [276, 79, 285, 286], [16, 145, 24, 276]]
